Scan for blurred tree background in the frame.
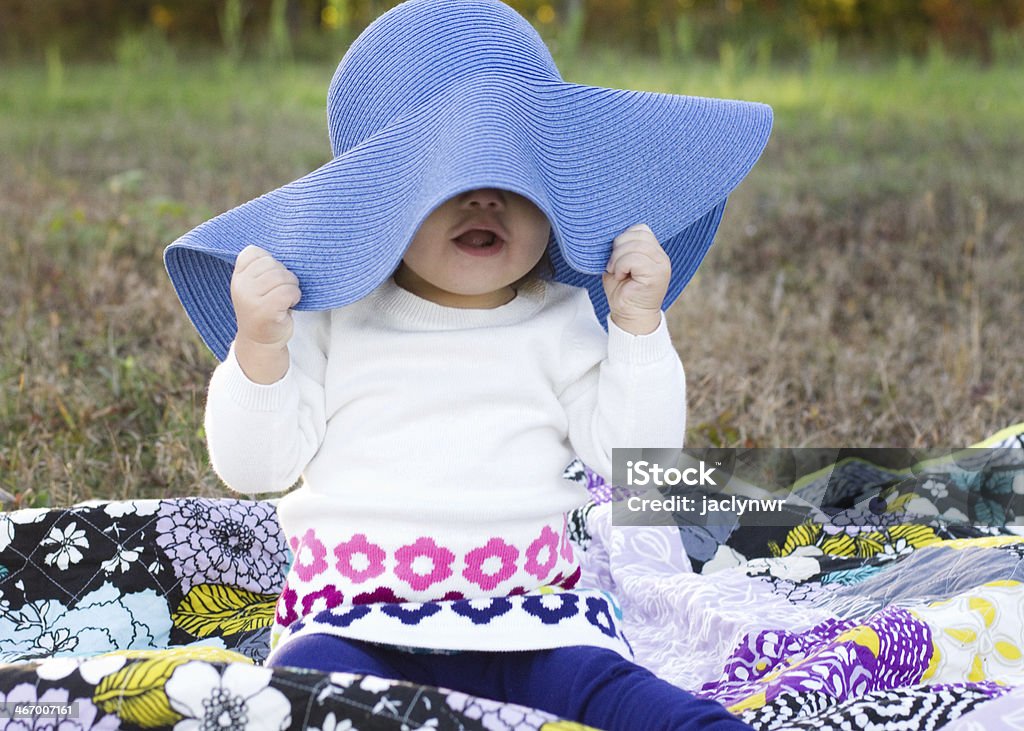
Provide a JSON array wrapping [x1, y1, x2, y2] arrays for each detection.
[[3, 0, 1023, 506], [2, 0, 1023, 64]]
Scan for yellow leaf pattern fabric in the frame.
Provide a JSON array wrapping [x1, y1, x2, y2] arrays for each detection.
[[171, 583, 276, 637], [93, 657, 184, 727], [92, 646, 256, 728], [770, 520, 941, 559]]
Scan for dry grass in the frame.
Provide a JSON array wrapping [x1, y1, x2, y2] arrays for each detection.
[[1, 50, 1022, 508]]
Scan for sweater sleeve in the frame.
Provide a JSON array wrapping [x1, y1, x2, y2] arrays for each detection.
[[557, 293, 687, 482], [203, 310, 330, 495]]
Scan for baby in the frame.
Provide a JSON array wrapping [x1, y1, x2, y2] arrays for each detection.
[[166, 1, 771, 727], [205, 188, 752, 730]]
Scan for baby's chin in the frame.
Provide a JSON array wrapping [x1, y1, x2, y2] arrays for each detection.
[[427, 272, 526, 301], [435, 280, 516, 298]]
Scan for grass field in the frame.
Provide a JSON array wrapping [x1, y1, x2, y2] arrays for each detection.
[[1, 47, 1022, 507]]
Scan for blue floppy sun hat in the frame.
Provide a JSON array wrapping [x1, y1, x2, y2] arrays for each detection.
[[164, 0, 773, 361]]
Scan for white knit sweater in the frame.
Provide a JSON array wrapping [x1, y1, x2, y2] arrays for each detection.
[[205, 275, 686, 651]]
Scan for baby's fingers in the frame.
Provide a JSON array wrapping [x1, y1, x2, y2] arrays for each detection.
[[606, 241, 667, 281], [608, 249, 663, 285], [267, 282, 302, 315], [251, 263, 300, 296], [619, 222, 656, 238], [606, 241, 654, 272], [234, 244, 272, 275]]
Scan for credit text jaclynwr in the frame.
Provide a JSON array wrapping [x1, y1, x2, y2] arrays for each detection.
[[626, 493, 785, 517]]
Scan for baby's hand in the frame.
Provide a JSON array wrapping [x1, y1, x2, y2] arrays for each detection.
[[230, 245, 301, 383], [602, 224, 671, 335]]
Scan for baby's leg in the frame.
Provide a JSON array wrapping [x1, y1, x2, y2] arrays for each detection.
[[266, 634, 403, 680], [268, 640, 753, 730], [504, 645, 753, 731], [411, 645, 753, 731]]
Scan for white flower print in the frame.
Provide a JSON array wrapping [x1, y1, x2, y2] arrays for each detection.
[[922, 479, 948, 500], [359, 675, 394, 694], [165, 662, 291, 731], [942, 507, 970, 523], [701, 545, 745, 574], [9, 508, 50, 524], [103, 499, 161, 518], [0, 507, 48, 552], [41, 521, 90, 570], [36, 653, 128, 684], [905, 497, 940, 517], [310, 712, 357, 731], [37, 627, 79, 656], [100, 544, 141, 574], [745, 555, 820, 582], [877, 538, 913, 562], [790, 544, 824, 557], [372, 694, 402, 717], [324, 673, 359, 690]]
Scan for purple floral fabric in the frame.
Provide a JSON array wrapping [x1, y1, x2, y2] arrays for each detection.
[[155, 498, 287, 595], [566, 425, 1024, 731], [702, 607, 933, 707]]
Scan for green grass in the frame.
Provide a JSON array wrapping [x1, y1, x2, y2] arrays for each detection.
[[2, 49, 1022, 507]]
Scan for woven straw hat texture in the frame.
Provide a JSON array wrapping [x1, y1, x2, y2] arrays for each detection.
[[164, 0, 773, 360]]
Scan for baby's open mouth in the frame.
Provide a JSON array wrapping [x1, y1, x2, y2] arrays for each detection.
[[454, 229, 501, 248]]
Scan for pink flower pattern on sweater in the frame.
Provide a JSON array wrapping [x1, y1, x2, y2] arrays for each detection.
[[275, 514, 581, 634]]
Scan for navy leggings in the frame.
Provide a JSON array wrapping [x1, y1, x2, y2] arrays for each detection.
[[267, 634, 753, 731]]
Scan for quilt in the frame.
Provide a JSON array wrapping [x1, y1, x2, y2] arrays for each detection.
[[2, 423, 1023, 730]]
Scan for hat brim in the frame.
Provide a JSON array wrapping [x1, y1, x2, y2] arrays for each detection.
[[164, 72, 772, 360]]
